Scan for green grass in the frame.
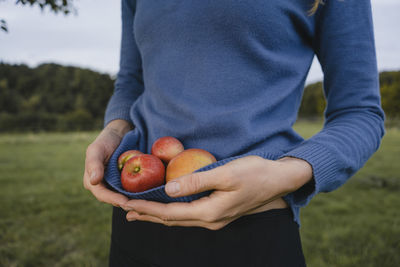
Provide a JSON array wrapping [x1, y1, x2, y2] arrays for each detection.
[[0, 122, 399, 266], [0, 132, 110, 267], [294, 120, 400, 267]]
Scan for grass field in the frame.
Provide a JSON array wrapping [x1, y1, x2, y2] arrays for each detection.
[[0, 121, 399, 266]]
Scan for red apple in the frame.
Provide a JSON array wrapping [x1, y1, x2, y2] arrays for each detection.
[[118, 150, 143, 171], [166, 148, 217, 182], [151, 136, 184, 163], [121, 154, 165, 193]]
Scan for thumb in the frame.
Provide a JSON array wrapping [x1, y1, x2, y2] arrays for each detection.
[[165, 168, 224, 197], [85, 145, 106, 185], [88, 161, 104, 185]]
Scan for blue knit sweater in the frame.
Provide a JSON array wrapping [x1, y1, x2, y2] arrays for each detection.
[[104, 0, 385, 225]]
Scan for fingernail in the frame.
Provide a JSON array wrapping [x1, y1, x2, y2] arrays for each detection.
[[126, 215, 136, 221], [90, 171, 97, 183], [165, 181, 180, 195]]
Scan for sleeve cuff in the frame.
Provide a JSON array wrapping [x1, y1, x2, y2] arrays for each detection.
[[104, 103, 133, 128], [280, 141, 341, 207]]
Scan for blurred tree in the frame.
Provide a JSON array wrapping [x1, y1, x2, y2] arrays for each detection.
[[299, 71, 400, 121], [0, 19, 7, 32], [380, 71, 400, 119], [0, 0, 74, 32], [0, 62, 398, 132], [298, 81, 326, 119], [0, 62, 114, 132]]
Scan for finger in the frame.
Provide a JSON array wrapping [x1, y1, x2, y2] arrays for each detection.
[[85, 144, 106, 185], [126, 210, 234, 230], [83, 169, 128, 207], [87, 180, 128, 207], [165, 166, 231, 198], [121, 196, 213, 221]]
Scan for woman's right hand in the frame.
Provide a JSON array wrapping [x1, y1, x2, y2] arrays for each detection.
[[83, 119, 133, 207]]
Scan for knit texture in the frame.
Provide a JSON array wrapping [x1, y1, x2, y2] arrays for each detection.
[[104, 127, 283, 202], [104, 0, 385, 226]]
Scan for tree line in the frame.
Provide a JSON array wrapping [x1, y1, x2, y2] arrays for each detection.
[[0, 62, 399, 132], [0, 63, 113, 131], [298, 71, 400, 122]]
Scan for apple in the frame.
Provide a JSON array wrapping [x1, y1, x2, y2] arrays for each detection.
[[166, 148, 217, 182], [121, 154, 165, 193], [151, 136, 184, 163], [118, 150, 143, 171]]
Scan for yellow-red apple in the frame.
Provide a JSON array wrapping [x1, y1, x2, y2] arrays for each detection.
[[151, 136, 184, 163], [166, 148, 216, 182], [121, 154, 165, 193], [118, 150, 143, 171]]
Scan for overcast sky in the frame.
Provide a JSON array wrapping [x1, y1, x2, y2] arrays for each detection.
[[1, 0, 399, 83]]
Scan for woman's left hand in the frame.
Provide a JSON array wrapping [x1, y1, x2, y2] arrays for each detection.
[[121, 155, 313, 230]]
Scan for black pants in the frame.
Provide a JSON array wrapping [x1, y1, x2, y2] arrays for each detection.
[[109, 207, 306, 267]]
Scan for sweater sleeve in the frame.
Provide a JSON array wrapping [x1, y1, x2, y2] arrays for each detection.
[[104, 0, 144, 127], [281, 0, 385, 207]]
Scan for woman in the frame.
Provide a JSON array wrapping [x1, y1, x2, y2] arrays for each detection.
[[83, 0, 385, 266]]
